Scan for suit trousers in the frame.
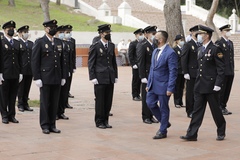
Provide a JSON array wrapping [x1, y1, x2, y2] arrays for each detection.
[[58, 77, 70, 115], [186, 91, 226, 138], [173, 74, 185, 105], [94, 83, 114, 126], [146, 91, 170, 134], [0, 79, 19, 119], [185, 78, 196, 115], [18, 75, 32, 108], [131, 68, 141, 98], [40, 84, 61, 130], [219, 75, 234, 109], [141, 83, 153, 120]]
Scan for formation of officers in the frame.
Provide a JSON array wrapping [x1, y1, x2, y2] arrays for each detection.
[[0, 20, 76, 134], [127, 24, 234, 140]]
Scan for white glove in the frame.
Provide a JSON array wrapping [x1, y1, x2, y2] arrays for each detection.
[[133, 64, 138, 69], [0, 80, 2, 85], [19, 74, 23, 83], [115, 78, 118, 83], [184, 73, 190, 80], [141, 78, 148, 84], [35, 79, 43, 88], [73, 69, 76, 73], [69, 72, 71, 77], [91, 78, 98, 85], [0, 73, 4, 82], [61, 79, 66, 86], [213, 86, 221, 91]]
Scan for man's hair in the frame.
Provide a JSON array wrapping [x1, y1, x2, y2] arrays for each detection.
[[158, 30, 168, 43]]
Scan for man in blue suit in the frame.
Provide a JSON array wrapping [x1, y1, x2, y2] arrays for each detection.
[[146, 31, 178, 139]]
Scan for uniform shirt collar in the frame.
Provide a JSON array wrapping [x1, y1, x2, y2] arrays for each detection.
[[100, 39, 108, 47], [203, 40, 211, 49], [46, 34, 54, 42]]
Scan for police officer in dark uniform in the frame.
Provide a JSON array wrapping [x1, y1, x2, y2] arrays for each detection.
[[32, 19, 66, 134], [63, 25, 76, 109], [181, 25, 200, 118], [173, 34, 185, 108], [17, 25, 34, 112], [55, 25, 70, 120], [137, 26, 158, 124], [128, 28, 144, 101], [180, 25, 226, 141], [215, 24, 234, 115], [88, 24, 118, 129], [0, 20, 22, 124], [92, 24, 112, 44]]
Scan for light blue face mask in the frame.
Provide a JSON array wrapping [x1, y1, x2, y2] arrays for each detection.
[[197, 34, 203, 43], [65, 32, 72, 40], [179, 41, 185, 47], [58, 33, 65, 40], [150, 35, 155, 42], [138, 35, 144, 41]]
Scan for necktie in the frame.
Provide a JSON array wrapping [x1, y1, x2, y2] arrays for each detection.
[[25, 41, 28, 48], [197, 42, 201, 47], [202, 46, 205, 52], [227, 41, 230, 48], [105, 44, 108, 50], [10, 39, 13, 46], [155, 49, 160, 63], [152, 44, 155, 50]]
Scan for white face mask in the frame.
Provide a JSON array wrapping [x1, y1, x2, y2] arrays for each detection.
[[150, 35, 155, 42], [179, 41, 185, 47], [197, 34, 203, 43], [138, 35, 144, 41], [58, 33, 65, 40], [65, 32, 72, 40], [22, 33, 29, 40], [226, 31, 231, 37]]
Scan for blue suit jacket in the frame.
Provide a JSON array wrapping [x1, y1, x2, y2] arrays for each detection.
[[147, 44, 178, 95]]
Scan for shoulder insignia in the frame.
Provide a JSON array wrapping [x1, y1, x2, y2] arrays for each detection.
[[217, 53, 223, 59]]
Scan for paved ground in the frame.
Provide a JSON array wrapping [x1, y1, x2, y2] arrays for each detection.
[[0, 59, 240, 160]]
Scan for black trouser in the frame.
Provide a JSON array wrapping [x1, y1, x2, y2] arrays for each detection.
[[40, 84, 61, 130], [219, 75, 234, 109], [66, 73, 73, 105], [0, 79, 19, 119], [141, 83, 153, 120], [131, 68, 141, 98], [185, 78, 196, 115], [58, 77, 70, 115], [94, 83, 114, 126], [173, 74, 185, 105], [18, 75, 32, 109], [186, 91, 226, 138]]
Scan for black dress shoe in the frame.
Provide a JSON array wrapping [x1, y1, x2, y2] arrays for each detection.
[[65, 103, 73, 109], [222, 108, 232, 115], [187, 113, 192, 118], [175, 105, 181, 108], [9, 117, 19, 123], [97, 124, 106, 129], [56, 115, 59, 120], [2, 118, 9, 124], [216, 135, 225, 141], [133, 97, 141, 101], [105, 123, 112, 128], [50, 128, 61, 133], [143, 118, 152, 124], [167, 122, 171, 128], [68, 93, 74, 98], [109, 113, 113, 116], [180, 135, 197, 141], [24, 106, 33, 111], [59, 114, 69, 120], [18, 107, 25, 112], [153, 133, 167, 139], [151, 118, 159, 123], [42, 129, 50, 134]]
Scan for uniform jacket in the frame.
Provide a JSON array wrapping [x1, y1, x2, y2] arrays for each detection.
[[215, 37, 234, 75], [68, 37, 76, 72], [194, 41, 225, 94], [88, 40, 118, 84], [19, 39, 33, 75], [0, 32, 3, 73], [147, 45, 178, 95], [31, 35, 65, 85], [173, 46, 183, 74], [181, 39, 199, 78], [128, 39, 138, 66], [62, 40, 71, 78], [1, 36, 22, 79], [137, 39, 154, 79]]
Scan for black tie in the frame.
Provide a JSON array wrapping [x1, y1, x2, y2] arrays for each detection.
[[197, 42, 201, 47], [25, 41, 28, 48], [105, 44, 108, 50], [10, 39, 14, 46], [202, 46, 205, 52]]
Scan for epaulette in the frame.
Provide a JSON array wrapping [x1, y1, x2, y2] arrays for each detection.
[[0, 32, 4, 40], [34, 37, 42, 43]]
